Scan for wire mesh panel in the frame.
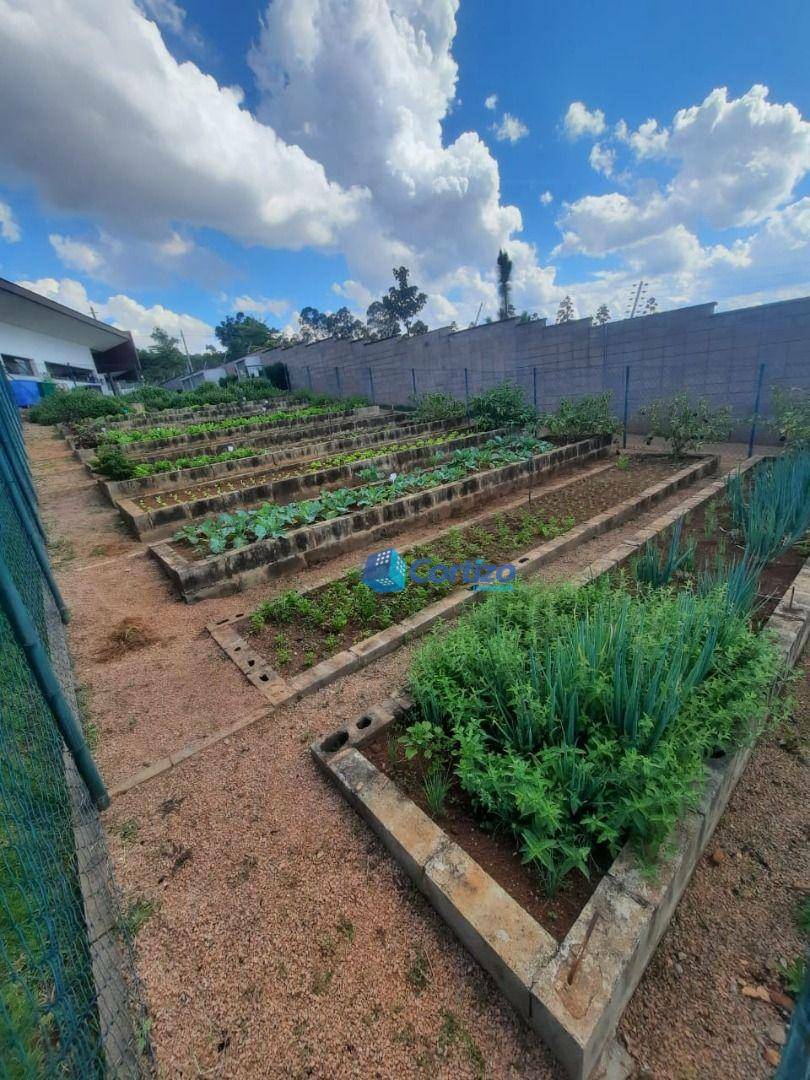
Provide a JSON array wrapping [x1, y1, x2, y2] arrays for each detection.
[[0, 377, 149, 1077]]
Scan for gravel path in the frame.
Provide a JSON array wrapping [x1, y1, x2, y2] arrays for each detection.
[[28, 423, 805, 1078]]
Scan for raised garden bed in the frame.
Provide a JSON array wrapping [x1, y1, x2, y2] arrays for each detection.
[[208, 453, 717, 703], [71, 397, 290, 436], [75, 405, 392, 463], [152, 436, 610, 602], [97, 417, 475, 503], [311, 452, 810, 1079], [114, 426, 507, 541]]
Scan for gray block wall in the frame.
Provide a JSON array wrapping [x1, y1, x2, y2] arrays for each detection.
[[270, 296, 810, 441]]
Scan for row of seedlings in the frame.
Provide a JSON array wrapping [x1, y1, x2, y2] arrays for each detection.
[[74, 399, 385, 462], [312, 448, 810, 1079], [114, 423, 512, 541], [151, 430, 614, 601]]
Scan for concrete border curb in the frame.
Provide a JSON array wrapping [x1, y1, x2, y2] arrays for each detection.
[[311, 534, 809, 1079]]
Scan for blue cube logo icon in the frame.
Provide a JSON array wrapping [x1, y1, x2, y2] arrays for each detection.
[[362, 548, 407, 593]]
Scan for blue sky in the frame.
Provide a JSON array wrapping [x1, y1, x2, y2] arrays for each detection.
[[1, 0, 809, 351]]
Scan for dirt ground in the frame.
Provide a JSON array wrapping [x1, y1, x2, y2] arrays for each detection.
[[28, 424, 808, 1078]]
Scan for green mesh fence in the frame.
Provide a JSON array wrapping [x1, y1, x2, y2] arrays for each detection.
[[0, 369, 149, 1077]]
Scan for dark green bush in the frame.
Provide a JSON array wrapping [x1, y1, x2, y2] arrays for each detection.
[[412, 392, 465, 422], [90, 446, 137, 480], [28, 388, 127, 425], [469, 383, 535, 428], [539, 392, 619, 440]]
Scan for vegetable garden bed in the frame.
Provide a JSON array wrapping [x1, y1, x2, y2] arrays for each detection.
[[97, 417, 475, 503], [68, 397, 291, 438], [114, 426, 509, 541], [311, 452, 810, 1080], [75, 405, 391, 462], [208, 452, 717, 703], [151, 435, 609, 602]]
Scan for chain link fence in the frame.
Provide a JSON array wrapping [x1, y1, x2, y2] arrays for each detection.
[[0, 366, 151, 1077]]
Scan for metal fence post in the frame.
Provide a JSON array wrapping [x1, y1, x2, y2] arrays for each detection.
[[0, 556, 108, 808], [334, 366, 342, 399], [748, 361, 766, 458], [307, 365, 313, 391], [622, 364, 630, 450], [411, 367, 417, 400], [464, 367, 470, 419], [532, 366, 538, 411], [368, 366, 375, 404]]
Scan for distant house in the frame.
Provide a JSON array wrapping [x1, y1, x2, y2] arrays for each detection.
[[0, 277, 140, 405], [224, 353, 266, 380], [162, 366, 228, 392]]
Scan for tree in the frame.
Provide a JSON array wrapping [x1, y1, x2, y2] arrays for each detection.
[[215, 312, 280, 362], [327, 307, 366, 340], [138, 327, 187, 384], [410, 320, 429, 335], [644, 296, 658, 315], [496, 249, 515, 320], [556, 295, 575, 324], [298, 306, 330, 343], [593, 303, 611, 326], [366, 266, 428, 337], [518, 311, 540, 323]]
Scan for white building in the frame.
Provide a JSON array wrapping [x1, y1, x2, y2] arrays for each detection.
[[0, 276, 139, 403]]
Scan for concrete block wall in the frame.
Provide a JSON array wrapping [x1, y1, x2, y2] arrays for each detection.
[[274, 296, 810, 440]]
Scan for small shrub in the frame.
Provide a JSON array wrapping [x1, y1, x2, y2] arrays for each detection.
[[28, 388, 127, 425], [90, 446, 136, 480], [616, 453, 630, 471], [469, 383, 535, 428], [540, 392, 619, 440], [769, 387, 810, 449], [640, 392, 732, 458], [412, 391, 465, 422]]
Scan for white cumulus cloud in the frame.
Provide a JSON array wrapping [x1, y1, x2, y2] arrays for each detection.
[[539, 190, 553, 205], [18, 276, 216, 351], [484, 93, 498, 111], [564, 101, 606, 139], [493, 113, 529, 144], [0, 200, 21, 242], [232, 295, 289, 319], [588, 143, 615, 177], [49, 233, 107, 274]]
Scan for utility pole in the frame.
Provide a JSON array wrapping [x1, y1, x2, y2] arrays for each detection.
[[473, 302, 483, 327], [625, 281, 647, 319], [180, 329, 193, 375]]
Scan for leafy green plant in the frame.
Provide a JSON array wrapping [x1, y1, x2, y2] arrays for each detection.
[[540, 392, 619, 440], [174, 433, 553, 555], [633, 519, 696, 587], [412, 391, 465, 422], [769, 387, 810, 449], [89, 445, 137, 480], [28, 387, 128, 425], [469, 383, 535, 428], [404, 576, 781, 894], [726, 451, 810, 562], [616, 453, 630, 471], [640, 393, 733, 458]]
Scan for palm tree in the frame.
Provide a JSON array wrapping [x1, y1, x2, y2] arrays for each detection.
[[497, 249, 514, 320]]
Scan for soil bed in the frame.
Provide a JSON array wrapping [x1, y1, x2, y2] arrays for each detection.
[[132, 428, 487, 511], [363, 721, 607, 939], [248, 453, 684, 675]]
